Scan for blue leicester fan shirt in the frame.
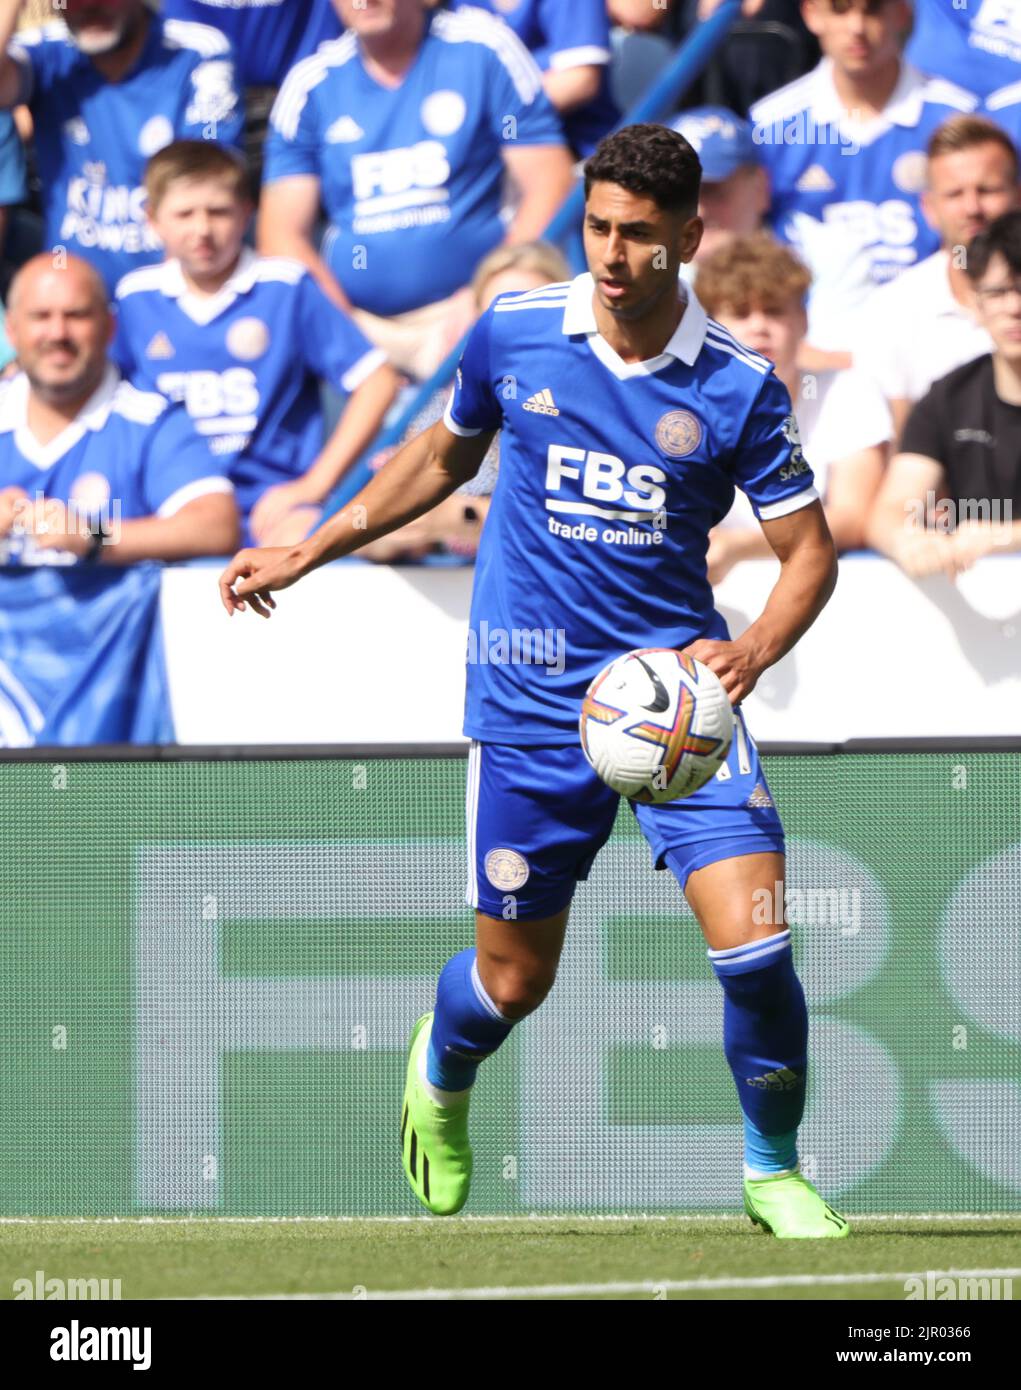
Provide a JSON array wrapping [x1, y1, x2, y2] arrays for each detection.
[[750, 60, 977, 288], [263, 5, 565, 317], [160, 0, 341, 88], [113, 251, 385, 518], [455, 0, 619, 155], [0, 366, 233, 557], [443, 274, 819, 745], [908, 0, 1021, 98], [8, 15, 243, 292]]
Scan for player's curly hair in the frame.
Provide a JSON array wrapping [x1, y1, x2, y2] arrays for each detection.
[[583, 123, 702, 218]]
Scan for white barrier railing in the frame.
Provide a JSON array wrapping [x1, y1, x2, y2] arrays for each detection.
[[162, 554, 1021, 744]]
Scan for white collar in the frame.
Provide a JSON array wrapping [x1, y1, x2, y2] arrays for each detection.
[[887, 251, 979, 320], [807, 57, 926, 138], [2, 364, 121, 470], [930, 250, 980, 320], [561, 272, 708, 379], [160, 247, 259, 325]]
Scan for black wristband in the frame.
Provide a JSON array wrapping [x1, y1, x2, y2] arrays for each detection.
[[82, 519, 109, 565]]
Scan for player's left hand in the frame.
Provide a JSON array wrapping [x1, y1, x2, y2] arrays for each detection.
[[681, 636, 764, 706]]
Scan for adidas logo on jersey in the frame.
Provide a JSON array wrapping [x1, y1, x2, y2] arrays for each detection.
[[795, 164, 836, 192], [325, 115, 365, 143], [747, 782, 774, 808], [523, 388, 559, 416], [145, 331, 175, 360]]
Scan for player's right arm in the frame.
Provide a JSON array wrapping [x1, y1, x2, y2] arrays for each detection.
[[218, 419, 495, 616], [0, 2, 29, 110], [221, 301, 503, 616]]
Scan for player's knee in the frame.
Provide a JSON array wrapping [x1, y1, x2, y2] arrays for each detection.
[[484, 965, 556, 1020]]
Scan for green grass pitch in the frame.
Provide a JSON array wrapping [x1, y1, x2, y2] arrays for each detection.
[[1, 1216, 1019, 1300]]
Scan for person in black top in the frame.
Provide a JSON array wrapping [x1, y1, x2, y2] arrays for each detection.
[[867, 209, 1021, 578]]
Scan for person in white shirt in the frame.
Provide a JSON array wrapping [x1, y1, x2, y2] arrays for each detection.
[[696, 232, 890, 582], [853, 114, 1020, 442]]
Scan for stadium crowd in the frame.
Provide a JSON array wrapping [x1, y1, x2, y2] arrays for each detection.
[[0, 0, 1019, 584]]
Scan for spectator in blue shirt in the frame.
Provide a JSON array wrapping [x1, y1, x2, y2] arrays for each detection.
[[160, 0, 343, 191], [749, 0, 979, 340], [115, 139, 399, 549], [259, 0, 574, 379], [0, 252, 238, 565], [451, 0, 619, 156], [160, 0, 342, 89], [0, 0, 243, 292], [670, 106, 769, 266]]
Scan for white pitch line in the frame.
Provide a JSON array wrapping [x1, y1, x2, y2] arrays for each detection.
[[181, 1267, 1021, 1301], [0, 1212, 1019, 1226]]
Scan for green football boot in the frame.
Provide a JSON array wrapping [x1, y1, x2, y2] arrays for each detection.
[[744, 1169, 850, 1238], [400, 1012, 473, 1215]]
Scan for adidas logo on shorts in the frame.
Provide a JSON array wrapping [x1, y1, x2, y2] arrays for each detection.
[[523, 388, 559, 416]]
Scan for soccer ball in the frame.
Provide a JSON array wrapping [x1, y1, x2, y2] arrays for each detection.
[[579, 648, 734, 803]]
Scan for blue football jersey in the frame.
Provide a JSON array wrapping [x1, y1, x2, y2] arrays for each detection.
[[908, 0, 1021, 98], [454, 0, 618, 155], [113, 251, 384, 518], [0, 366, 233, 563], [750, 60, 978, 288], [8, 15, 243, 292], [264, 5, 565, 317], [160, 0, 341, 87], [444, 273, 819, 745]]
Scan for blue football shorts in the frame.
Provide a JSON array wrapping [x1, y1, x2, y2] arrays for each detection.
[[466, 709, 785, 920]]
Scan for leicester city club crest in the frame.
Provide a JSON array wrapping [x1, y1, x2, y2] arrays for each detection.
[[484, 848, 530, 891], [656, 410, 702, 458]]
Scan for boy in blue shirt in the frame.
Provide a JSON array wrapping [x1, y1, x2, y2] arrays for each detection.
[[0, 0, 244, 293], [115, 140, 399, 548]]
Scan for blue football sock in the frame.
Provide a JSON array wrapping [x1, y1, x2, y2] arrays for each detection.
[[707, 929, 807, 1177], [426, 947, 514, 1091]]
